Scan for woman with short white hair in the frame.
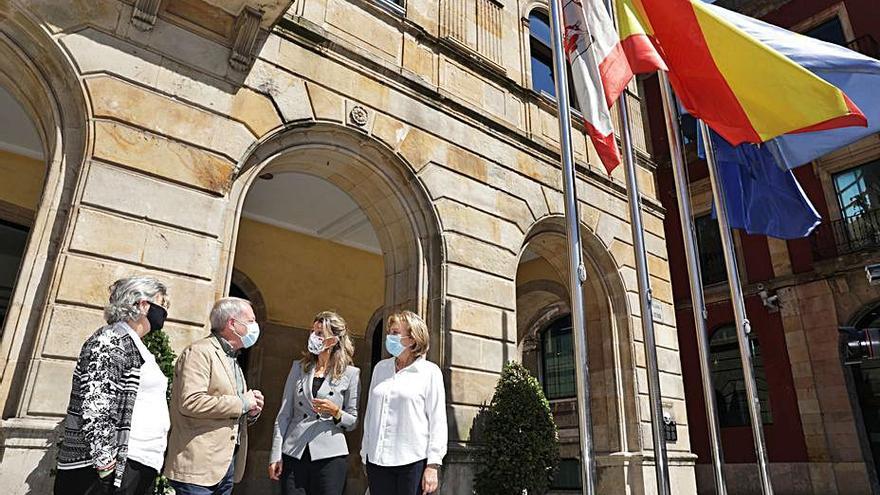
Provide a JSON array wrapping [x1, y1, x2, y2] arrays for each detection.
[[55, 276, 171, 495], [361, 311, 448, 495]]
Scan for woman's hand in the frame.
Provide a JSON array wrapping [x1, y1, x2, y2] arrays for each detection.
[[268, 461, 283, 481], [422, 465, 439, 494], [312, 398, 340, 417]]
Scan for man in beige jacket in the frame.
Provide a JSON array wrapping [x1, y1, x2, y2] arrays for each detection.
[[164, 297, 264, 495]]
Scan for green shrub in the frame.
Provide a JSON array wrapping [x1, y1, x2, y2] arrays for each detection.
[[142, 330, 176, 495], [473, 361, 560, 495]]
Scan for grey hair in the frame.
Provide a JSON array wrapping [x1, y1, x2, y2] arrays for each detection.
[[104, 276, 168, 324], [210, 297, 252, 333]]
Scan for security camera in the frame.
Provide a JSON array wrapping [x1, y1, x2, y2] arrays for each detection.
[[757, 284, 780, 312], [866, 264, 880, 286]]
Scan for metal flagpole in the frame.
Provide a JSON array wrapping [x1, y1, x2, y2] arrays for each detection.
[[600, 2, 671, 492], [658, 72, 727, 495], [612, 73, 673, 495], [548, 0, 596, 492], [700, 120, 774, 495]]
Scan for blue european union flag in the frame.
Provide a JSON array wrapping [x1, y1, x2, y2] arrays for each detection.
[[698, 131, 821, 239]]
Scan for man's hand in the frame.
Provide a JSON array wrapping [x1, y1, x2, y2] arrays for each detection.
[[268, 460, 282, 481], [245, 389, 264, 417], [422, 465, 439, 494]]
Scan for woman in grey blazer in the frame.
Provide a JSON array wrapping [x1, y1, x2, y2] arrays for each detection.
[[270, 311, 360, 495]]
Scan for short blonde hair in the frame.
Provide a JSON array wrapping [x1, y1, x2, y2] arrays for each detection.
[[387, 310, 430, 357]]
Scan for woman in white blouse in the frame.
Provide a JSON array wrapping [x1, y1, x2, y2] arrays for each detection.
[[361, 311, 448, 495]]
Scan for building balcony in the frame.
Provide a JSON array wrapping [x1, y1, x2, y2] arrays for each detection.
[[810, 208, 880, 261]]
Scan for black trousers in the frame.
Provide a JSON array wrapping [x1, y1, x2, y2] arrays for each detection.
[[366, 459, 428, 495], [281, 447, 347, 495], [54, 460, 157, 495]]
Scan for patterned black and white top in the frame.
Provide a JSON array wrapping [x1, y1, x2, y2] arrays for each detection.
[[57, 321, 145, 487]]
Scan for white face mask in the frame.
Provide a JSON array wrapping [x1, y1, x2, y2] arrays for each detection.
[[307, 333, 325, 355], [235, 320, 260, 349]]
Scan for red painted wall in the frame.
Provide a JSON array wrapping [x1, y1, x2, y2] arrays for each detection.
[[676, 297, 808, 464], [765, 0, 880, 42]]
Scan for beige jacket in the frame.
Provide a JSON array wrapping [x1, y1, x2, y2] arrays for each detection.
[[164, 336, 254, 485]]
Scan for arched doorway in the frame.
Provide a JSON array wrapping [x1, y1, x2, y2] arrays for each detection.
[[515, 216, 639, 492], [847, 304, 880, 484], [220, 124, 442, 494], [0, 11, 90, 493], [0, 86, 45, 328]]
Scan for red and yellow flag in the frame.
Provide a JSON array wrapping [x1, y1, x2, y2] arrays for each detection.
[[626, 0, 865, 145], [615, 0, 665, 74]]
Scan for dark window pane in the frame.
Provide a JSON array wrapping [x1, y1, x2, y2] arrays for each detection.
[[541, 315, 576, 400], [0, 220, 29, 327], [531, 48, 557, 98], [805, 17, 847, 46], [833, 159, 880, 220], [709, 325, 772, 427], [550, 458, 582, 490], [832, 159, 880, 251], [694, 214, 727, 286], [528, 9, 580, 111], [852, 305, 880, 477], [679, 113, 698, 146], [529, 11, 552, 48]]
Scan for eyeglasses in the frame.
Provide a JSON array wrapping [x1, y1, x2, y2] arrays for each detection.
[[137, 299, 170, 310]]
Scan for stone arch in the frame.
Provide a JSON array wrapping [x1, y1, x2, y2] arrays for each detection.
[[521, 0, 549, 20], [229, 268, 268, 324], [365, 305, 386, 371], [846, 298, 880, 327], [841, 299, 880, 490], [0, 8, 89, 417], [218, 122, 445, 364], [517, 214, 640, 457]]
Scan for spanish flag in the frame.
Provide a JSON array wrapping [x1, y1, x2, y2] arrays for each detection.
[[627, 0, 867, 145]]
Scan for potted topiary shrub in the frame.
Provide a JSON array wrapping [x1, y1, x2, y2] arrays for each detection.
[[142, 329, 176, 495], [472, 361, 560, 495]]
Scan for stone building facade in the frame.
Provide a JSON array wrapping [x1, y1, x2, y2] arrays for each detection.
[[0, 0, 695, 493]]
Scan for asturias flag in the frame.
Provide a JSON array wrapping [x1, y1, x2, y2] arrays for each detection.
[[562, 0, 665, 174], [628, 0, 867, 145]]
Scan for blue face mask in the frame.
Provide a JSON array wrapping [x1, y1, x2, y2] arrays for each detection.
[[236, 320, 260, 349], [385, 334, 406, 357]]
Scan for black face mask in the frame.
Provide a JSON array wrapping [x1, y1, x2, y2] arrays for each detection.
[[146, 302, 168, 332]]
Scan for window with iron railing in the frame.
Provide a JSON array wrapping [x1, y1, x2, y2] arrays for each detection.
[[803, 15, 878, 58], [812, 159, 880, 258]]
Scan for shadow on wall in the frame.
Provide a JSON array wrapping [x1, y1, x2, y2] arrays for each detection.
[[21, 422, 62, 494]]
